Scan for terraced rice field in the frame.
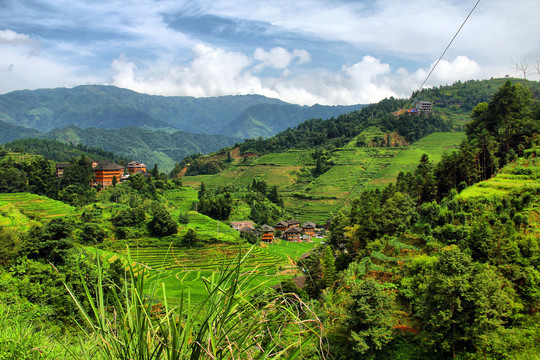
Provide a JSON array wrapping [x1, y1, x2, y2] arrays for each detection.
[[0, 193, 74, 221], [181, 132, 465, 223], [458, 156, 540, 200], [107, 241, 317, 304]]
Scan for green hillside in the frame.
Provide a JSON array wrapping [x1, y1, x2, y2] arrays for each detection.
[[0, 119, 40, 143], [183, 132, 465, 223], [41, 126, 241, 172], [0, 192, 74, 224]]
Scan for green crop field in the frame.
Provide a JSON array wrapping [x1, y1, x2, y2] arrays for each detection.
[[0, 193, 75, 222], [0, 202, 32, 229], [181, 131, 466, 224], [457, 155, 540, 200], [105, 240, 318, 304]]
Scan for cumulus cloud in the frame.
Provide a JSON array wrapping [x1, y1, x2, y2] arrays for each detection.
[[253, 47, 311, 72], [390, 56, 483, 95], [112, 46, 485, 105], [0, 29, 31, 43]]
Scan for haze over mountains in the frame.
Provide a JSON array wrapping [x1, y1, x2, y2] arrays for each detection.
[[0, 85, 365, 138]]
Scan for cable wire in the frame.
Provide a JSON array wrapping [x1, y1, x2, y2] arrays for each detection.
[[335, 0, 481, 213]]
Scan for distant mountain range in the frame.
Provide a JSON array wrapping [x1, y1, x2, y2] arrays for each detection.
[[0, 85, 365, 138]]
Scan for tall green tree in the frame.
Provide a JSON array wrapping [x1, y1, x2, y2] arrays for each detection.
[[321, 246, 337, 288], [344, 279, 394, 357]]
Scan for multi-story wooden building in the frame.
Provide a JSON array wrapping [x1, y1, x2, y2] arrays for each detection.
[[275, 221, 289, 232], [286, 219, 301, 228], [283, 226, 302, 242], [93, 162, 124, 187], [127, 161, 147, 174], [302, 222, 316, 237], [260, 225, 275, 242], [55, 163, 70, 178]]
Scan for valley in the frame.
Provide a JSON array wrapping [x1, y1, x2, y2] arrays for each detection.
[[0, 78, 539, 359]]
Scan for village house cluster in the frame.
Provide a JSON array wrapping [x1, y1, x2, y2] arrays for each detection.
[[230, 219, 322, 243], [56, 160, 148, 187]]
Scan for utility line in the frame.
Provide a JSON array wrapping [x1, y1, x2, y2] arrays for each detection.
[[408, 0, 481, 108], [335, 0, 481, 213]]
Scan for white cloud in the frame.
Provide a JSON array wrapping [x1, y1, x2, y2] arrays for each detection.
[[111, 45, 468, 105], [0, 46, 101, 92], [0, 29, 31, 43], [253, 47, 311, 72]]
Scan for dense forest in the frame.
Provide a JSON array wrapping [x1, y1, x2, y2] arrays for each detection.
[[3, 138, 129, 164], [292, 80, 540, 359], [237, 97, 452, 153], [41, 125, 241, 172]]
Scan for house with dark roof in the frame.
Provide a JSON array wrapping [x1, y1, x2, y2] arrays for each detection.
[[260, 225, 275, 242], [286, 219, 301, 228], [55, 163, 70, 178], [127, 161, 147, 174], [302, 222, 316, 237], [93, 162, 124, 187], [283, 226, 302, 242], [274, 221, 288, 231]]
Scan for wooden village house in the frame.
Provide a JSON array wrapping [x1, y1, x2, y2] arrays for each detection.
[[55, 163, 70, 178], [274, 221, 289, 231], [93, 162, 124, 187], [127, 161, 147, 174], [283, 226, 302, 242], [260, 225, 275, 242], [286, 219, 301, 228], [302, 222, 316, 237]]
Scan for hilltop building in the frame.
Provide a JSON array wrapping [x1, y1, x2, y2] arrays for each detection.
[[393, 100, 433, 117], [416, 100, 433, 112]]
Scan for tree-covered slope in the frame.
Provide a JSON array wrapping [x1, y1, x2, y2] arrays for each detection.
[[41, 126, 241, 172], [3, 138, 127, 164], [0, 119, 40, 143], [221, 103, 365, 139]]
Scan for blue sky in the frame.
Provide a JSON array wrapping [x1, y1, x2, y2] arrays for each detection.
[[1, 0, 539, 105]]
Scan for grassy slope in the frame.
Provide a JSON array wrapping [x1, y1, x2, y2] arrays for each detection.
[[0, 193, 74, 224], [183, 131, 466, 223]]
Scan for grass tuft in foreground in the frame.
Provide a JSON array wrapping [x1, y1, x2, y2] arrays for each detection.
[[61, 246, 328, 359]]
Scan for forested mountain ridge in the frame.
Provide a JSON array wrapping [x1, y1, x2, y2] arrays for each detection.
[[41, 126, 241, 172], [221, 102, 367, 138], [299, 79, 540, 359], [0, 119, 40, 143], [3, 138, 128, 164], [0, 85, 364, 137]]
